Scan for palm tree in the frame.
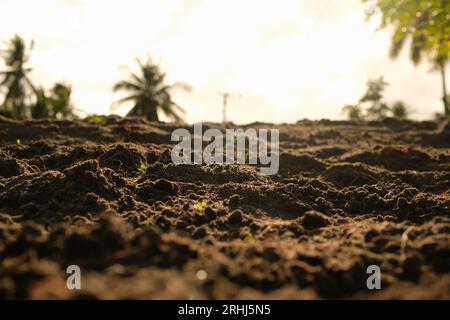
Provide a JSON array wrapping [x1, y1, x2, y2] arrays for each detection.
[[31, 82, 76, 119], [48, 83, 75, 119], [31, 86, 48, 119], [112, 56, 190, 122], [364, 0, 449, 115], [0, 34, 36, 119]]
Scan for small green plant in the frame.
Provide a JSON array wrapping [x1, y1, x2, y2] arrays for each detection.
[[16, 138, 21, 145], [194, 201, 207, 212], [245, 233, 255, 241], [138, 161, 148, 174], [87, 114, 106, 125]]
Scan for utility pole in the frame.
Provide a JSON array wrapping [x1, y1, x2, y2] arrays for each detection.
[[219, 91, 241, 124]]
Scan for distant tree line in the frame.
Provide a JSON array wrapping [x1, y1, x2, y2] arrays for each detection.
[[0, 35, 76, 120], [3, 0, 449, 125], [363, 0, 449, 117], [342, 77, 410, 122], [0, 35, 189, 122]]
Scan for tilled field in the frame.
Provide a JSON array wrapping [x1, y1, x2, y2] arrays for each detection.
[[0, 115, 449, 299]]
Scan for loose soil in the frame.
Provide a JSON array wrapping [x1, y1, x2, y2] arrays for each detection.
[[0, 115, 449, 299]]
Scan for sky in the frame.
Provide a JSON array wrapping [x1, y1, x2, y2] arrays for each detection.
[[0, 0, 447, 123]]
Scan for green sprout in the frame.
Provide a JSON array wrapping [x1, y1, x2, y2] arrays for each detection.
[[194, 201, 207, 212], [138, 161, 148, 174], [245, 233, 255, 241], [16, 139, 21, 145], [87, 114, 106, 125]]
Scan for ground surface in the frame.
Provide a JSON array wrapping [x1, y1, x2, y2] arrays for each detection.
[[0, 115, 449, 299]]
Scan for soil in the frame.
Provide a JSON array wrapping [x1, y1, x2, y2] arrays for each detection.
[[0, 115, 449, 299]]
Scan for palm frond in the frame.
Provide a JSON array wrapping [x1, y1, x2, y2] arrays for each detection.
[[111, 94, 142, 109], [168, 82, 192, 92], [113, 80, 143, 92], [390, 26, 408, 58]]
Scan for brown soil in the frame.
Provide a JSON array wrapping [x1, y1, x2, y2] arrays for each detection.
[[0, 115, 449, 299]]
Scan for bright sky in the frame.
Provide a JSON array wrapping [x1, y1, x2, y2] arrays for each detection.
[[0, 0, 446, 123]]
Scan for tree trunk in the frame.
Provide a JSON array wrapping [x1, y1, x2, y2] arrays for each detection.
[[440, 62, 449, 116]]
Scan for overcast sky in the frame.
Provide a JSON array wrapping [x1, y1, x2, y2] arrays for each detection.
[[0, 0, 446, 123]]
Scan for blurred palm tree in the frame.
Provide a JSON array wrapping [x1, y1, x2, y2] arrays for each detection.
[[364, 0, 449, 115], [49, 83, 75, 119], [31, 86, 48, 119], [31, 83, 76, 119], [0, 34, 36, 119], [112, 56, 191, 122]]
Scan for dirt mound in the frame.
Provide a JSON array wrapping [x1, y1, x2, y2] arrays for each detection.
[[0, 117, 449, 299], [421, 119, 450, 148], [342, 147, 436, 171]]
